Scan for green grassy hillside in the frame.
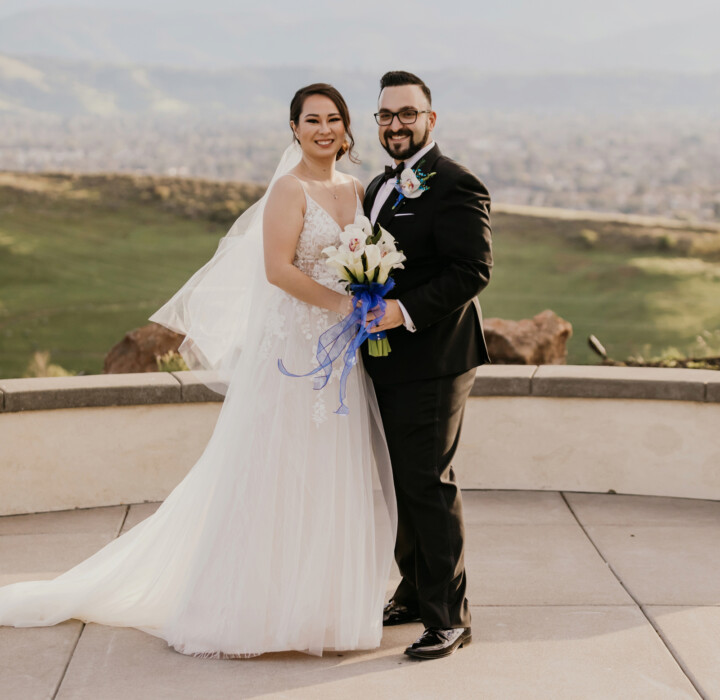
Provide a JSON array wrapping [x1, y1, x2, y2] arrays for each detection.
[[482, 206, 720, 365], [1, 173, 719, 378], [0, 172, 262, 378]]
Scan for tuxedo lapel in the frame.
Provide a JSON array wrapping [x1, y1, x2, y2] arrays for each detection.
[[364, 174, 384, 219], [377, 187, 401, 228], [413, 144, 442, 181]]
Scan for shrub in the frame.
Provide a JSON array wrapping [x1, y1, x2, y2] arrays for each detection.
[[156, 350, 189, 372], [579, 229, 599, 248], [24, 351, 76, 377], [658, 233, 677, 250]]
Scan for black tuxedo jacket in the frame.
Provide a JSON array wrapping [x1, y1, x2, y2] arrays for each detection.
[[362, 144, 493, 384]]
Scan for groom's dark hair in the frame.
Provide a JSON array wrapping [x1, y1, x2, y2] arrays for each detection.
[[379, 71, 432, 106]]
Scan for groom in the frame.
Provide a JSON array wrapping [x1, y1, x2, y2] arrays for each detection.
[[362, 71, 493, 660]]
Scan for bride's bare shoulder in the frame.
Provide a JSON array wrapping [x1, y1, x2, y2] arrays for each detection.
[[336, 173, 364, 199], [265, 173, 306, 211]]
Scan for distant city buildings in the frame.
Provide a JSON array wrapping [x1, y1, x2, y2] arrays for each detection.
[[1, 111, 717, 222]]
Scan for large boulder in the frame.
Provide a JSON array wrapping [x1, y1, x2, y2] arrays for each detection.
[[484, 310, 572, 365], [104, 323, 184, 374], [107, 311, 572, 373]]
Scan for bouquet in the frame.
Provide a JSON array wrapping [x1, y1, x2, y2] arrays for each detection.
[[322, 216, 406, 357], [278, 216, 406, 415]]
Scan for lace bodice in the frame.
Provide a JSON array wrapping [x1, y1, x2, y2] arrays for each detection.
[[292, 185, 363, 294], [277, 187, 364, 425], [259, 184, 363, 423]]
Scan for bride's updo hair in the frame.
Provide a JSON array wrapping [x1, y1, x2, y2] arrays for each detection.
[[290, 83, 359, 163]]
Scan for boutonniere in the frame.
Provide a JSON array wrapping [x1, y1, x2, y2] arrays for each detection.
[[392, 164, 436, 210]]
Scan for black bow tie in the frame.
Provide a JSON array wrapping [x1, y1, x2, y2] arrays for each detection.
[[382, 161, 405, 183]]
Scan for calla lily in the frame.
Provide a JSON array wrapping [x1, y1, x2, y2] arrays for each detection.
[[376, 227, 398, 256], [326, 259, 353, 282], [327, 249, 364, 282], [377, 251, 406, 283], [347, 250, 367, 281], [364, 244, 382, 281], [325, 218, 404, 286]]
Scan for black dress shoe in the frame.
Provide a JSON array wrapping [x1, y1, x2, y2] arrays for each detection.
[[382, 600, 422, 626], [404, 627, 472, 660]]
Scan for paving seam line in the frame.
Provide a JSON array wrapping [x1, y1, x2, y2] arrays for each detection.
[[115, 504, 131, 538], [51, 622, 85, 700], [52, 505, 130, 698], [559, 491, 707, 700]]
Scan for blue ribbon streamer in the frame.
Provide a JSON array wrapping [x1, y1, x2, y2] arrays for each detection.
[[278, 278, 395, 415]]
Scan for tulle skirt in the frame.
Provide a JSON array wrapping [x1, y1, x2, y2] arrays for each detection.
[[0, 292, 396, 657]]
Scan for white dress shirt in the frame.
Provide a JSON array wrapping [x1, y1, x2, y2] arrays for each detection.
[[369, 141, 436, 333], [369, 140, 436, 224]]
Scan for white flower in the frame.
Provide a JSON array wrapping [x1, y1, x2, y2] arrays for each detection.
[[340, 230, 365, 255], [398, 168, 423, 199], [326, 248, 365, 282], [340, 216, 373, 254], [377, 250, 406, 284], [375, 226, 399, 257], [326, 216, 404, 285], [364, 244, 382, 281], [324, 254, 353, 282], [355, 216, 375, 240]]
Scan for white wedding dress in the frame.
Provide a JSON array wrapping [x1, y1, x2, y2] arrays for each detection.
[[0, 147, 397, 658]]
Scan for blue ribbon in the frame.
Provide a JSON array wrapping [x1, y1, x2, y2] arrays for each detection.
[[278, 278, 395, 415]]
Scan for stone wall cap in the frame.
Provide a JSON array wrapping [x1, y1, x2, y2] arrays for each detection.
[[706, 373, 720, 403], [0, 372, 182, 412], [1, 366, 719, 411], [472, 365, 536, 396], [533, 364, 718, 401], [476, 365, 537, 379], [170, 371, 224, 403]]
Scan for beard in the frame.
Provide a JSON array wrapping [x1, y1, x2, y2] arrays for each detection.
[[381, 124, 430, 161]]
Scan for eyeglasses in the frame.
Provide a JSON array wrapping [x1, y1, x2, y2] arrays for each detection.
[[374, 109, 432, 126]]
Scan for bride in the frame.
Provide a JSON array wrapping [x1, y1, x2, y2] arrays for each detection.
[[0, 84, 397, 658]]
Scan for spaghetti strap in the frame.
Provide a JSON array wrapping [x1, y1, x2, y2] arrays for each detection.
[[351, 177, 363, 211], [284, 173, 309, 210], [285, 172, 307, 193]]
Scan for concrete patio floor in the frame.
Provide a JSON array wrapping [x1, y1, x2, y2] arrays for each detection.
[[2, 490, 720, 699]]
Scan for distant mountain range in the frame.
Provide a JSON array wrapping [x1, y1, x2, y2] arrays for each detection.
[[1, 52, 719, 119], [0, 7, 718, 73]]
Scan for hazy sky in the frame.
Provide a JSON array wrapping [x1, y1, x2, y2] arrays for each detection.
[[1, 0, 718, 41], [0, 1, 717, 72]]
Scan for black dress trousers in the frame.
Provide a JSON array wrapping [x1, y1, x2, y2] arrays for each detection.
[[372, 367, 476, 630]]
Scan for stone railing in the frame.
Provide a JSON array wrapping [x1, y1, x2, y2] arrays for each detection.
[[1, 366, 719, 515]]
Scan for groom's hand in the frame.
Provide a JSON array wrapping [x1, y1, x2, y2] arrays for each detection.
[[365, 300, 404, 332]]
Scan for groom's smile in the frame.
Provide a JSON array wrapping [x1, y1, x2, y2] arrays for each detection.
[[388, 131, 412, 146], [385, 130, 414, 157]]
